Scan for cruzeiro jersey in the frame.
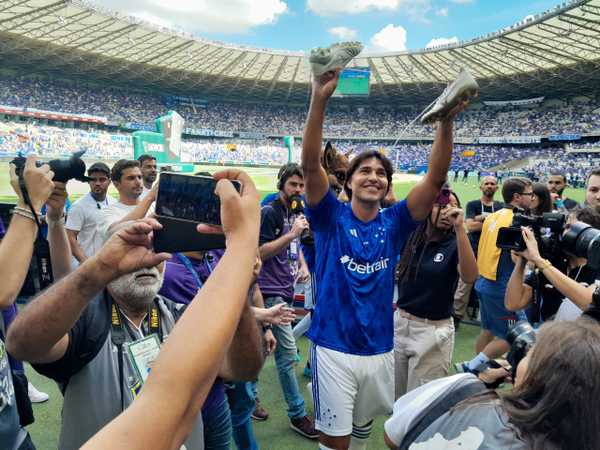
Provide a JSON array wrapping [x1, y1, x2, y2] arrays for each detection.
[[305, 190, 419, 355]]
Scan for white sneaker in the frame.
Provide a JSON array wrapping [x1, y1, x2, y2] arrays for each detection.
[[309, 41, 363, 77], [420, 67, 479, 124], [28, 382, 49, 403]]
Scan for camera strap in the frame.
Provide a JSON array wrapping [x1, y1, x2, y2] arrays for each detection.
[[110, 298, 161, 411], [32, 236, 54, 291], [175, 253, 204, 289]]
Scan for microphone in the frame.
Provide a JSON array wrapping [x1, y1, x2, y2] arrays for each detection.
[[289, 195, 313, 245]]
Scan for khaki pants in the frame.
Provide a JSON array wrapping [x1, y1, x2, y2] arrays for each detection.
[[393, 309, 455, 399], [453, 278, 474, 319]]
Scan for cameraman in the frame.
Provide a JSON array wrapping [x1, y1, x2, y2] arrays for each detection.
[[506, 207, 600, 321], [384, 318, 600, 450]]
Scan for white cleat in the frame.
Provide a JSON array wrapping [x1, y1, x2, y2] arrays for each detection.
[[421, 68, 479, 124], [28, 382, 49, 403], [309, 41, 364, 77]]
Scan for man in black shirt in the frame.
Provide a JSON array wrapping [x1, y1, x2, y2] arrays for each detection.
[[547, 172, 579, 211], [453, 176, 503, 325]]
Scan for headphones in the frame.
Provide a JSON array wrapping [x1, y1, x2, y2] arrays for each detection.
[[277, 163, 301, 191]]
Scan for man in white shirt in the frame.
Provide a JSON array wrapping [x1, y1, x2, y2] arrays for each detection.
[[138, 154, 157, 200], [99, 159, 143, 238], [66, 162, 115, 263]]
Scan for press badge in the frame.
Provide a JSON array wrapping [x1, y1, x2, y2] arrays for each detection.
[[127, 334, 161, 384], [290, 241, 299, 260]]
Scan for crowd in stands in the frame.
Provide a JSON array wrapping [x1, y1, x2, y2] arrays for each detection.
[[1, 76, 599, 138]]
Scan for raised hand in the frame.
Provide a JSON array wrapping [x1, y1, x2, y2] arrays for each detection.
[[312, 69, 341, 101], [10, 155, 55, 212], [46, 182, 68, 222], [94, 218, 171, 281]]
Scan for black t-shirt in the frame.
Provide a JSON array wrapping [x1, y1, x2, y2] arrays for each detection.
[[524, 264, 598, 321], [396, 234, 459, 320], [465, 200, 504, 254]]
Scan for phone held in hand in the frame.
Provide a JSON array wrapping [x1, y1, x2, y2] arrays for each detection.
[[156, 173, 242, 226], [153, 173, 243, 253]]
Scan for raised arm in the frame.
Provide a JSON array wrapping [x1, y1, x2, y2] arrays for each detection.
[[406, 103, 466, 221], [0, 157, 54, 310], [302, 70, 340, 207], [45, 182, 72, 280], [6, 218, 171, 363], [505, 254, 533, 312], [81, 169, 261, 450]]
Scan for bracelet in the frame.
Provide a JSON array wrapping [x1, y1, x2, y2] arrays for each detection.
[[536, 259, 553, 271], [13, 210, 36, 222], [14, 206, 41, 217]]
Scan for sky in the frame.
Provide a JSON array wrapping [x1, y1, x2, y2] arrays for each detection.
[[91, 0, 563, 53]]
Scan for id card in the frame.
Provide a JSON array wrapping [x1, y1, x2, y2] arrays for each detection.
[[127, 334, 161, 384]]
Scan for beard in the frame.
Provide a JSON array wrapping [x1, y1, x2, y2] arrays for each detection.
[[108, 267, 165, 313]]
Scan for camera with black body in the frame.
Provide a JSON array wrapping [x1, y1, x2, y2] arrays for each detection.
[[496, 211, 600, 271], [506, 321, 537, 379], [11, 150, 91, 184]]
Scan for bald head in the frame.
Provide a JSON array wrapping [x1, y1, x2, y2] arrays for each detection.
[[480, 176, 498, 199]]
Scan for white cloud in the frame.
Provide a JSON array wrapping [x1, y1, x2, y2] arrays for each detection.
[[307, 0, 399, 16], [369, 24, 407, 52], [436, 7, 448, 16], [426, 36, 459, 48], [91, 0, 288, 34], [328, 26, 358, 40], [306, 0, 432, 22], [450, 0, 473, 3]]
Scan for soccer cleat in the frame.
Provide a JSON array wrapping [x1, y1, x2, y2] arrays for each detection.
[[420, 67, 479, 124], [454, 361, 481, 376], [309, 41, 364, 77]]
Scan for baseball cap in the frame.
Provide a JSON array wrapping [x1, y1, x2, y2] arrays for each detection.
[[87, 162, 110, 176]]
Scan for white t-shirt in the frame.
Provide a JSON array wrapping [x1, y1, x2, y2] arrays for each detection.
[[98, 201, 138, 240], [66, 193, 116, 259], [139, 186, 152, 200]]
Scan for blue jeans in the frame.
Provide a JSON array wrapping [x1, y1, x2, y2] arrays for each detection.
[[227, 381, 259, 450], [264, 295, 306, 419], [202, 398, 232, 450]]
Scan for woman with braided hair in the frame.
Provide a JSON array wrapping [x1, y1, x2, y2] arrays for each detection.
[[394, 187, 478, 399]]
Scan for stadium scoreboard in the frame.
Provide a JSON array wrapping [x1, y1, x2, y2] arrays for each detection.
[[333, 67, 370, 97]]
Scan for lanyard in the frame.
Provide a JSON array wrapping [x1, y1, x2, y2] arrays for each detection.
[[110, 297, 161, 410], [175, 253, 213, 289], [481, 201, 496, 215]]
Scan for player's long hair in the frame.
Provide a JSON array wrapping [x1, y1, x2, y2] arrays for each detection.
[[396, 191, 461, 282]]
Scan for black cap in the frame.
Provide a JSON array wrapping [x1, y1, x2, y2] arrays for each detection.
[[87, 162, 110, 176]]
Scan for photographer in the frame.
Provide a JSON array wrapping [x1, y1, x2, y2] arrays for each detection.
[[394, 188, 478, 398], [1, 155, 55, 450], [384, 318, 600, 450], [506, 207, 600, 322], [585, 168, 600, 208]]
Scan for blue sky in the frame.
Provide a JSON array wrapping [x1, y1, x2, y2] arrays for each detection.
[[93, 0, 562, 52]]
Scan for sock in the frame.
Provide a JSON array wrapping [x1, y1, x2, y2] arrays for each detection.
[[467, 352, 490, 371], [349, 421, 373, 450]]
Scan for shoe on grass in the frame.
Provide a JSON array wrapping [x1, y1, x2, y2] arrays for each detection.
[[309, 41, 363, 77], [290, 414, 319, 439], [28, 382, 49, 403], [421, 67, 479, 124], [251, 397, 269, 421]]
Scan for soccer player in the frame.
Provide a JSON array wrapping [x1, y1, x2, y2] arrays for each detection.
[[301, 68, 468, 450]]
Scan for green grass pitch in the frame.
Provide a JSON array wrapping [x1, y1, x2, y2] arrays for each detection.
[[5, 161, 586, 449]]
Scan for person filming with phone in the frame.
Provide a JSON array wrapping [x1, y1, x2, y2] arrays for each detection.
[[394, 185, 478, 398]]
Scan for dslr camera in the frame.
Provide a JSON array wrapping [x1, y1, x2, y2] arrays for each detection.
[[496, 211, 600, 270], [11, 150, 91, 184], [506, 321, 536, 379]]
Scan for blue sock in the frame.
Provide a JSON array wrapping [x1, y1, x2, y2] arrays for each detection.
[[467, 352, 490, 371]]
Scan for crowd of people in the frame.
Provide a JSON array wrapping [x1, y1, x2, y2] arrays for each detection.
[[1, 76, 599, 138], [2, 65, 600, 450]]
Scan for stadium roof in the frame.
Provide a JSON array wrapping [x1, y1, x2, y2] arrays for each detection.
[[1, 0, 600, 104]]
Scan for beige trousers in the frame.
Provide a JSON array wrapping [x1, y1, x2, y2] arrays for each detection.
[[453, 278, 474, 319], [393, 309, 455, 399]]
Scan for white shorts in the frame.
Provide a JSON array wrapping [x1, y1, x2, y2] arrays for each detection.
[[310, 345, 394, 437]]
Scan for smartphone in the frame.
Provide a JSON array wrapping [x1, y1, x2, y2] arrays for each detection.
[[156, 173, 242, 226], [496, 226, 526, 251]]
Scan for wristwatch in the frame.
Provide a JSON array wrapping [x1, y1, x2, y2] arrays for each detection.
[[262, 324, 273, 333]]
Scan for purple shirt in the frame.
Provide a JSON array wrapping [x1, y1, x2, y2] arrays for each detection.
[[159, 251, 226, 414], [257, 199, 297, 300]]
